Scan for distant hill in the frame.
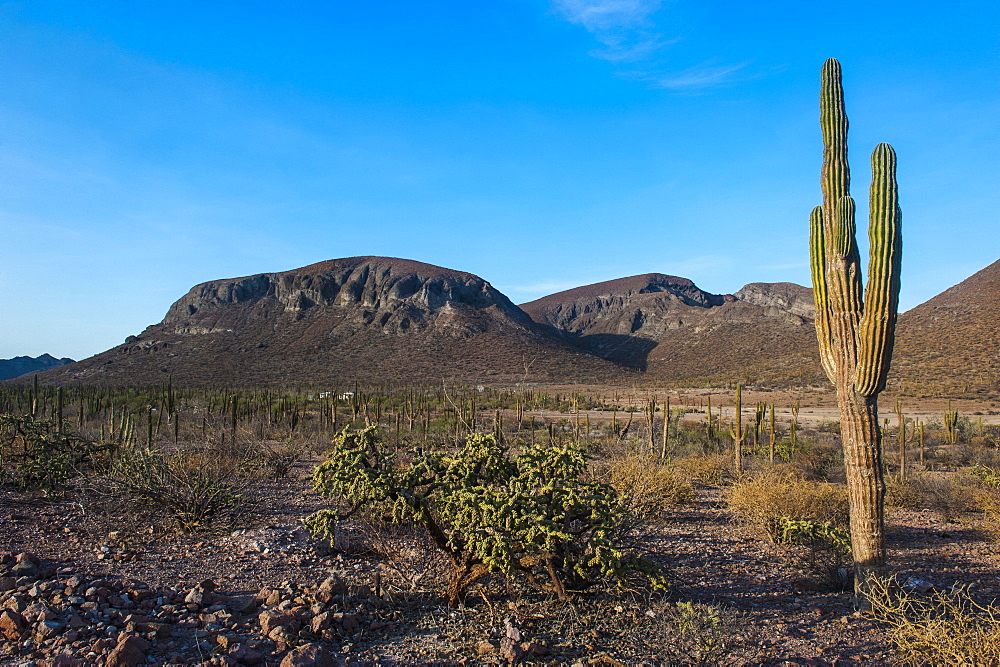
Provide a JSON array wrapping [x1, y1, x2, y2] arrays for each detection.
[[891, 259, 1000, 396], [521, 274, 823, 385], [0, 354, 75, 381], [31, 257, 627, 386]]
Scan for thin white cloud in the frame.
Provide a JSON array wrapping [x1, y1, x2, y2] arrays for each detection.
[[553, 0, 663, 32], [551, 1, 754, 91], [651, 61, 749, 90], [552, 0, 668, 63]]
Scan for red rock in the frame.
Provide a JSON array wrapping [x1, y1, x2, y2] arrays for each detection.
[[105, 635, 150, 667], [0, 609, 26, 640], [258, 610, 299, 640], [280, 643, 335, 667]]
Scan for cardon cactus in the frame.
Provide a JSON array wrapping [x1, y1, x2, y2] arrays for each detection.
[[809, 58, 902, 598]]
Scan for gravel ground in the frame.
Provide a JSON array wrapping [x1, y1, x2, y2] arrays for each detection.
[[1, 460, 998, 665]]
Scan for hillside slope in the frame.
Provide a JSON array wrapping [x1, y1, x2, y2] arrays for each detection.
[[891, 259, 1000, 396]]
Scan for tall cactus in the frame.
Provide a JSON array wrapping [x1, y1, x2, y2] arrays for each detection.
[[810, 58, 902, 597], [728, 385, 749, 474]]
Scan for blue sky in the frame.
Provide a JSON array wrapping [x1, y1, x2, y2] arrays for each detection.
[[2, 0, 997, 360]]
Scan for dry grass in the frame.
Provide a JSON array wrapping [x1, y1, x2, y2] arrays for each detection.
[[727, 468, 848, 543], [907, 474, 979, 523], [607, 454, 696, 531], [867, 576, 1000, 665], [669, 454, 732, 486]]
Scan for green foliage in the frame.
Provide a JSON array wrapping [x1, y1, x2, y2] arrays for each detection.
[[668, 601, 727, 663], [0, 415, 111, 495], [306, 427, 664, 604], [971, 464, 1000, 489], [777, 517, 852, 562]]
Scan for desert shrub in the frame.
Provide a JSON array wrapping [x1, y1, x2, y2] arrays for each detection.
[[108, 444, 255, 531], [306, 427, 664, 605], [907, 474, 978, 523], [970, 464, 1000, 489], [670, 454, 732, 486], [663, 601, 729, 664], [727, 468, 849, 543], [953, 439, 1000, 467], [776, 516, 852, 582], [260, 438, 306, 480], [788, 442, 844, 482], [968, 465, 1000, 541], [0, 415, 112, 495], [885, 477, 922, 509], [867, 577, 1000, 665], [606, 454, 696, 532]]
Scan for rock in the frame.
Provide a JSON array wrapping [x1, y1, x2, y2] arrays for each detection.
[[147, 622, 173, 639], [477, 639, 499, 656], [521, 641, 548, 657], [280, 643, 336, 667], [903, 577, 935, 594], [15, 551, 40, 565], [229, 643, 264, 665], [311, 611, 332, 634], [505, 618, 522, 641], [0, 577, 16, 592], [185, 588, 209, 607], [319, 575, 346, 596], [105, 635, 150, 667], [333, 612, 359, 633], [35, 619, 66, 639], [258, 610, 300, 640], [45, 655, 89, 666], [225, 595, 257, 614], [0, 609, 27, 640], [269, 625, 297, 644], [500, 636, 524, 663], [11, 560, 38, 579]]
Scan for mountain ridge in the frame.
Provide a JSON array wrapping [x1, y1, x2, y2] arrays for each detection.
[[12, 255, 999, 395], [0, 354, 75, 381]]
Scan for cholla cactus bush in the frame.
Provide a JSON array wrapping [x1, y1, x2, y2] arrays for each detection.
[[306, 426, 664, 605], [809, 58, 902, 597]]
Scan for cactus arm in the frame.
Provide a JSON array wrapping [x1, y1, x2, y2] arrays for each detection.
[[856, 143, 902, 396], [818, 58, 864, 382], [820, 58, 851, 225], [809, 206, 838, 380]]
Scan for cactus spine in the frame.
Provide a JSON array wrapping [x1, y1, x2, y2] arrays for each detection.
[[810, 58, 902, 597]]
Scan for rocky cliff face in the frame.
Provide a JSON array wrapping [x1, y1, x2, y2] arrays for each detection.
[[161, 257, 537, 338], [521, 274, 822, 383]]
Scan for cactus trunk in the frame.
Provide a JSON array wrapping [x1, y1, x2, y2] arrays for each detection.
[[810, 58, 902, 600]]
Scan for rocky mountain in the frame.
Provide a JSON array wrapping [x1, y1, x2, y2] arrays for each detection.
[[34, 257, 627, 386], [521, 274, 823, 384], [19, 255, 999, 393], [0, 354, 75, 381], [891, 259, 1000, 396]]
